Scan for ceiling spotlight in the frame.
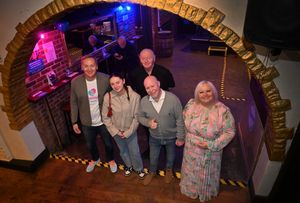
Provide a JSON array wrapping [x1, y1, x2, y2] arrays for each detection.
[[117, 6, 123, 11], [126, 6, 131, 11]]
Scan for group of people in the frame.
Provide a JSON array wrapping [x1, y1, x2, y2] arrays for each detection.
[[70, 44, 236, 202], [83, 35, 140, 79]]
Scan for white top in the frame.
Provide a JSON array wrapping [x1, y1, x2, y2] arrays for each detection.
[[86, 78, 103, 126], [149, 89, 166, 113]]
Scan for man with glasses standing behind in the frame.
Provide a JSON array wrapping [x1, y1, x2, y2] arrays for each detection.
[[70, 56, 117, 173]]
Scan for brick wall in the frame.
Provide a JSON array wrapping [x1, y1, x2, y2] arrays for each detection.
[[115, 5, 137, 39], [29, 84, 70, 152], [25, 30, 71, 152], [25, 30, 70, 95]]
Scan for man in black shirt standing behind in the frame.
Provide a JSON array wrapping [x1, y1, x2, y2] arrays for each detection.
[[129, 48, 175, 97]]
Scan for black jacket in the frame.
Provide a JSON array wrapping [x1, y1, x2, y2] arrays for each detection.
[[128, 64, 175, 97]]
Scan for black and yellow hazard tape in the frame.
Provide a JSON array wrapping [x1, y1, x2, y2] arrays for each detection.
[[220, 54, 246, 102], [219, 178, 247, 188], [49, 153, 178, 176], [50, 154, 247, 188]]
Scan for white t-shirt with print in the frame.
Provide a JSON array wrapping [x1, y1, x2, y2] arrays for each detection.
[[86, 78, 103, 126]]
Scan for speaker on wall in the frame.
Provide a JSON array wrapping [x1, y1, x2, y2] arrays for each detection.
[[243, 0, 300, 50]]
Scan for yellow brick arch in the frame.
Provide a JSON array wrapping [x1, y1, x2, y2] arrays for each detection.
[[0, 0, 293, 160]]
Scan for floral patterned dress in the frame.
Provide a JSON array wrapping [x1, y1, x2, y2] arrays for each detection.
[[180, 99, 235, 202]]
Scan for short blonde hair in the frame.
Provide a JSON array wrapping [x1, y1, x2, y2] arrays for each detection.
[[194, 80, 218, 103]]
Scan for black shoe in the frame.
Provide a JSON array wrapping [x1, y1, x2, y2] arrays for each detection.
[[124, 166, 133, 176]]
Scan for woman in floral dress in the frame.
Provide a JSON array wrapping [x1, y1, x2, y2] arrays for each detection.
[[180, 80, 235, 202]]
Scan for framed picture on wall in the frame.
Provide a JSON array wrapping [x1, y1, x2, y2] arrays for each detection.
[[46, 70, 57, 86], [28, 58, 45, 75]]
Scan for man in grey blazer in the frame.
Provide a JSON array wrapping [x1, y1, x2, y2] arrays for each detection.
[[138, 76, 185, 185], [70, 56, 117, 173]]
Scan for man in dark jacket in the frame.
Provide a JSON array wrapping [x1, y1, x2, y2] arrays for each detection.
[[82, 35, 104, 55], [111, 36, 139, 79], [128, 48, 175, 97]]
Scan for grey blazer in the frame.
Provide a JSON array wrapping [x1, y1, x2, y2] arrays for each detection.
[[70, 72, 110, 126]]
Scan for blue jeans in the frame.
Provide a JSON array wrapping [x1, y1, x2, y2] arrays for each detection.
[[81, 124, 114, 162], [113, 131, 143, 172], [149, 136, 176, 173]]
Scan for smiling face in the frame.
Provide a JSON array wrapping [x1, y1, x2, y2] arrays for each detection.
[[198, 83, 215, 107], [139, 49, 155, 72], [81, 57, 98, 81], [109, 76, 125, 93], [144, 76, 161, 101]]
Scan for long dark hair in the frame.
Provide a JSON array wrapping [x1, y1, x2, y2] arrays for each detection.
[[109, 72, 130, 101]]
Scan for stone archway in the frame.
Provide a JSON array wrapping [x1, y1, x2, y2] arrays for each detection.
[[0, 0, 293, 161]]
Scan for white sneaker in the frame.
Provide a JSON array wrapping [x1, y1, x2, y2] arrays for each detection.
[[86, 159, 100, 173], [137, 171, 145, 179], [109, 160, 117, 173]]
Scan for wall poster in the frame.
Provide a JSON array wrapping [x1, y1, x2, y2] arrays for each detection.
[[42, 41, 57, 63]]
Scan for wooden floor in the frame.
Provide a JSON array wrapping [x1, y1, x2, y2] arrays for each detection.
[[0, 158, 251, 203]]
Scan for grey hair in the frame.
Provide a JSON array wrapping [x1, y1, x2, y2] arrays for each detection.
[[139, 48, 156, 62], [194, 80, 218, 103]]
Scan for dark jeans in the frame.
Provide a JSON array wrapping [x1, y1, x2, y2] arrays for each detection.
[[149, 136, 176, 173], [81, 124, 114, 162], [142, 126, 150, 154]]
